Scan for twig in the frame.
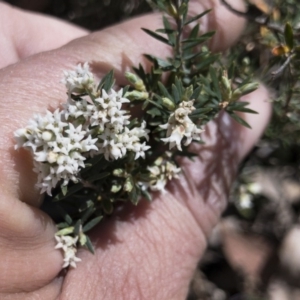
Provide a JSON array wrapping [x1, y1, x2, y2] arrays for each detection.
[[271, 54, 294, 77]]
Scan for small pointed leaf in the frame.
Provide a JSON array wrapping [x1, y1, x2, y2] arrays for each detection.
[[284, 22, 294, 50], [83, 216, 103, 233]]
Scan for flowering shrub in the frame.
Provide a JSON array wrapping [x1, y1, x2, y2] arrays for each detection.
[[14, 0, 258, 269]]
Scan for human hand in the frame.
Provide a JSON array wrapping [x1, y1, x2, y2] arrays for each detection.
[[0, 1, 271, 299]]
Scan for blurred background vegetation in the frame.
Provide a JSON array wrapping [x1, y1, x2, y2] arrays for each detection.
[[4, 0, 300, 299]]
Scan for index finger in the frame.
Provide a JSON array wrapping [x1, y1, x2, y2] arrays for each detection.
[[0, 2, 88, 68]]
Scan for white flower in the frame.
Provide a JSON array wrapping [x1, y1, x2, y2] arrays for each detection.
[[239, 193, 253, 209], [47, 151, 59, 164], [63, 247, 82, 268], [62, 62, 95, 93], [160, 101, 203, 150], [131, 121, 150, 140], [55, 235, 81, 268], [90, 110, 109, 128], [133, 142, 151, 160], [55, 235, 78, 251], [145, 160, 181, 192], [107, 140, 124, 160], [161, 124, 185, 151], [247, 182, 262, 194], [15, 64, 151, 196], [42, 131, 53, 142], [81, 135, 98, 152], [63, 99, 94, 124], [149, 178, 167, 192], [165, 161, 181, 180], [15, 108, 100, 195]]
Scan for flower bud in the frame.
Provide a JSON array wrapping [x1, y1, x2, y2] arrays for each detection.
[[113, 169, 126, 177], [79, 233, 87, 246], [47, 151, 59, 164], [111, 184, 122, 193], [232, 82, 259, 101], [125, 72, 146, 91], [247, 182, 262, 194], [56, 226, 74, 236], [183, 85, 193, 101], [123, 177, 133, 192], [162, 97, 175, 111], [221, 75, 232, 101], [42, 130, 53, 142], [168, 3, 178, 18], [125, 91, 149, 101]]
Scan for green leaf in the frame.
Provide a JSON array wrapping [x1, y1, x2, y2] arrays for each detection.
[[163, 16, 176, 45], [209, 66, 221, 101], [158, 81, 173, 99], [61, 185, 68, 196], [85, 235, 95, 254], [230, 101, 250, 108], [191, 86, 201, 100], [97, 70, 115, 92], [191, 107, 213, 115], [87, 171, 110, 183], [148, 98, 163, 109], [228, 112, 252, 129], [142, 28, 174, 46], [194, 54, 219, 70], [144, 55, 174, 71], [175, 77, 184, 98], [182, 31, 215, 48], [142, 100, 150, 110], [83, 216, 103, 232], [156, 28, 176, 34], [56, 206, 73, 225], [172, 84, 180, 104], [236, 107, 258, 114], [147, 107, 162, 117], [102, 198, 113, 214], [73, 220, 82, 236], [188, 23, 199, 39], [184, 9, 212, 25], [141, 188, 152, 202], [129, 185, 140, 206], [183, 51, 204, 61], [284, 22, 294, 50], [228, 106, 258, 114], [228, 62, 236, 79], [57, 222, 70, 229], [54, 183, 84, 201], [178, 2, 188, 18], [122, 85, 130, 96], [81, 205, 96, 224]]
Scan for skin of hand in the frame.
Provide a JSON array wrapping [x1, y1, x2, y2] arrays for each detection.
[[0, 0, 271, 299]]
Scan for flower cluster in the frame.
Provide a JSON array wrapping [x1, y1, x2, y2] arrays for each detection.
[[14, 63, 150, 195], [92, 90, 150, 161], [160, 100, 204, 150], [14, 110, 98, 195], [237, 182, 262, 210], [62, 67, 151, 161], [61, 62, 95, 93], [55, 235, 81, 268], [145, 156, 181, 192]]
